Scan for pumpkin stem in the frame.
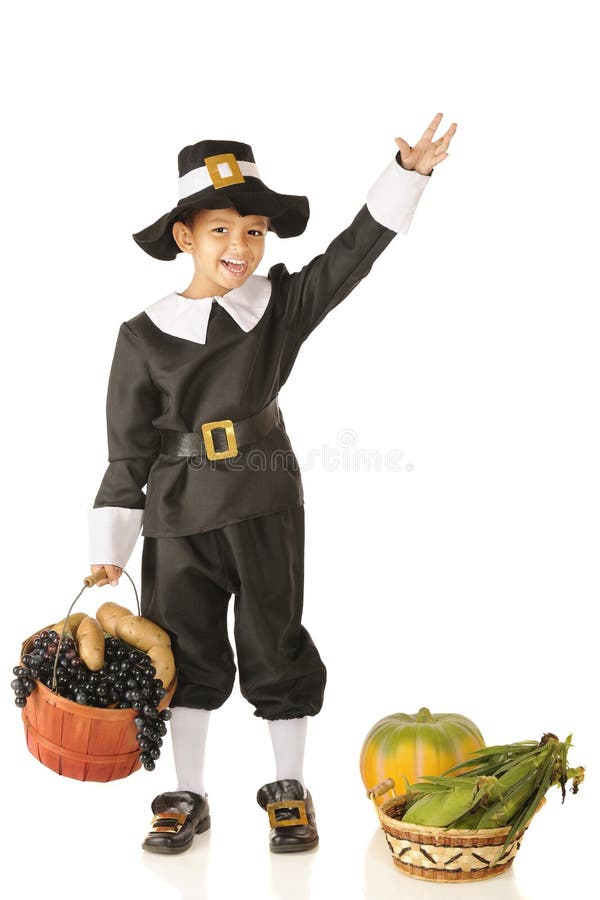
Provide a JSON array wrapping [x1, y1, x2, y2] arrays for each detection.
[[416, 707, 433, 723]]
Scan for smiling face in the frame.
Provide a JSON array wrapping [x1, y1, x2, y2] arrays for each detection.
[[172, 207, 269, 297]]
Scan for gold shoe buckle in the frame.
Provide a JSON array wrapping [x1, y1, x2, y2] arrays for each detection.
[[201, 419, 238, 460], [150, 811, 188, 834], [266, 799, 308, 828]]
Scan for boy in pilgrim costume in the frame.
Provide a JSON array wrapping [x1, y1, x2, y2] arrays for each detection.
[[88, 115, 457, 854]]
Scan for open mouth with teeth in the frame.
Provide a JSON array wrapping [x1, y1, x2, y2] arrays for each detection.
[[220, 257, 249, 276]]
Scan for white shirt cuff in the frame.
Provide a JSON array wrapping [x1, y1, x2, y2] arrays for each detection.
[[88, 506, 144, 569], [366, 158, 431, 234]]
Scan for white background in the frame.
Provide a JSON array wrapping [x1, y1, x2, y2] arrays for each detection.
[[1, 2, 597, 898]]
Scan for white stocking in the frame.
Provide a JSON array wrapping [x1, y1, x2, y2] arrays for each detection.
[[170, 707, 211, 797], [267, 717, 308, 797]]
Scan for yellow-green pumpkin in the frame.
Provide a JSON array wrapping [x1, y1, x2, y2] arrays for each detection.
[[360, 707, 485, 802]]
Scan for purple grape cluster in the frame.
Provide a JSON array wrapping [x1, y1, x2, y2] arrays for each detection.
[[12, 629, 172, 770]]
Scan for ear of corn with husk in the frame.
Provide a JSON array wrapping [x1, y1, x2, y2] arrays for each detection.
[[400, 733, 584, 849]]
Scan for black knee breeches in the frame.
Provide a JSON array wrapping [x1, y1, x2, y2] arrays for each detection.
[[140, 505, 327, 720]]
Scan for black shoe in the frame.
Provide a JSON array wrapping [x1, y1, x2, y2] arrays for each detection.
[[142, 790, 211, 854], [256, 779, 319, 853]]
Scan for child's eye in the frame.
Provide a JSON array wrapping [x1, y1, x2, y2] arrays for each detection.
[[212, 226, 264, 236]]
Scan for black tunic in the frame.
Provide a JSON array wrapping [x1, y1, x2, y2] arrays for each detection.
[[91, 156, 431, 553]]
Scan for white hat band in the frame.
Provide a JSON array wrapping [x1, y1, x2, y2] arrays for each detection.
[[178, 159, 261, 200]]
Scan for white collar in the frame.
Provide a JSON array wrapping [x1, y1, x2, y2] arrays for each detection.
[[144, 274, 272, 344]]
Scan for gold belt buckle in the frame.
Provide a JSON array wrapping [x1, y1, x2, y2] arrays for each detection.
[[201, 419, 238, 461], [266, 799, 308, 828], [150, 811, 187, 834]]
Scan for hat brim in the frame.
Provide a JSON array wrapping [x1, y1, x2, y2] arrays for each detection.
[[132, 180, 310, 261]]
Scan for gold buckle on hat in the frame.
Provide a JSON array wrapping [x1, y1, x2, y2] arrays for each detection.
[[204, 153, 245, 189], [266, 799, 308, 828], [150, 811, 187, 834], [201, 419, 238, 460]]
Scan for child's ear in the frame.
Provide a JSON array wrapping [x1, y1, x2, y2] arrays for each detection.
[[172, 221, 194, 254]]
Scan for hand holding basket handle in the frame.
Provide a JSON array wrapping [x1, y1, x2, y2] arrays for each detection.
[[89, 564, 123, 587]]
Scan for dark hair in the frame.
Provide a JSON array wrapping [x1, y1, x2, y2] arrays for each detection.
[[174, 207, 271, 233], [175, 208, 202, 230]]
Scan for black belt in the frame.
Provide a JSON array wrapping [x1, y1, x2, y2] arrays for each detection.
[[158, 395, 281, 461]]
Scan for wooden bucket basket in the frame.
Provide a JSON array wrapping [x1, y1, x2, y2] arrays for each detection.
[[20, 568, 176, 783]]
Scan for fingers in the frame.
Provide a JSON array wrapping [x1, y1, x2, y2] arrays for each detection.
[[105, 565, 123, 586], [435, 122, 458, 151], [420, 112, 444, 142], [394, 136, 412, 156], [90, 564, 108, 587], [428, 121, 457, 167], [421, 115, 458, 149], [90, 563, 123, 587], [398, 117, 457, 156], [425, 147, 450, 172]]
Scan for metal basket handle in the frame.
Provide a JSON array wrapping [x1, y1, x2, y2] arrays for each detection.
[[82, 567, 140, 613], [50, 568, 140, 692]]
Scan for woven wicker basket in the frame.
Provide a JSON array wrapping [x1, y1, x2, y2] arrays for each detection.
[[368, 778, 542, 882]]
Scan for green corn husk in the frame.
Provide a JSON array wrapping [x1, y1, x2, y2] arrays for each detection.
[[401, 775, 500, 827], [400, 773, 479, 813], [399, 733, 584, 850], [499, 735, 583, 847], [476, 746, 555, 830], [449, 808, 487, 829], [401, 783, 479, 827], [442, 740, 539, 778]]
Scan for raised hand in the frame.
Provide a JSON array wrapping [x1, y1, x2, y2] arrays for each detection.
[[394, 113, 457, 175]]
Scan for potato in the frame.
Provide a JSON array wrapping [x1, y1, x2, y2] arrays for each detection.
[[147, 643, 176, 690], [51, 612, 88, 637], [76, 616, 105, 671], [115, 614, 171, 652], [96, 601, 134, 636]]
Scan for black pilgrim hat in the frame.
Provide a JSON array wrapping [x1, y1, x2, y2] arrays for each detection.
[[132, 139, 310, 260]]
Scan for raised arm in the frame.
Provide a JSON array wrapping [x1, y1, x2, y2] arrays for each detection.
[[274, 114, 457, 344]]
